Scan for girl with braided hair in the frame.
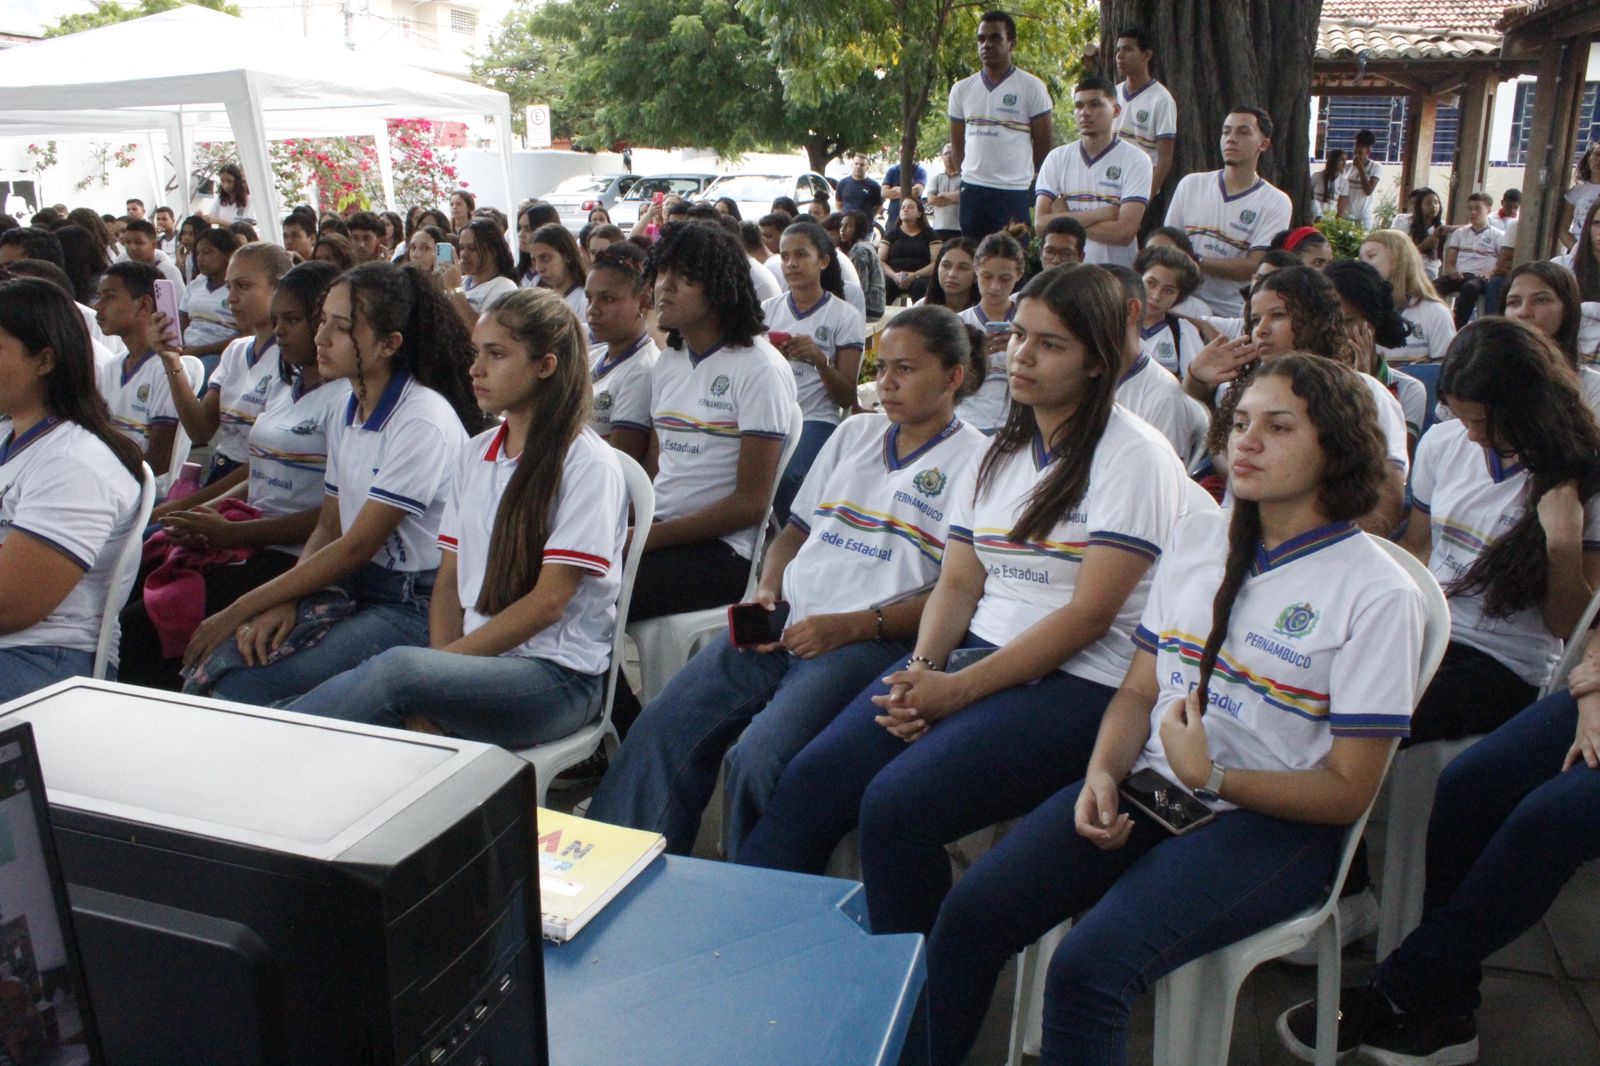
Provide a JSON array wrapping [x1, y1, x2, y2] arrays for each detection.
[[182, 261, 487, 705], [923, 354, 1425, 1066]]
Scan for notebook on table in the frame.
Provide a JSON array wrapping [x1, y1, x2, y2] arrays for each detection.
[[536, 807, 664, 942]]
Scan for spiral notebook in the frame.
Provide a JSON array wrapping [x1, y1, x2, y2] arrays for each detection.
[[536, 807, 665, 942]]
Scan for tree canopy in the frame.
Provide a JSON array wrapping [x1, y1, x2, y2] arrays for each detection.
[[43, 0, 239, 37]]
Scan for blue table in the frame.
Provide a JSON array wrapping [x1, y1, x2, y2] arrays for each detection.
[[543, 855, 929, 1065]]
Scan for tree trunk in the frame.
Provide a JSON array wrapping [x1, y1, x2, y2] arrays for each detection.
[[804, 136, 833, 177], [1099, 0, 1322, 225]]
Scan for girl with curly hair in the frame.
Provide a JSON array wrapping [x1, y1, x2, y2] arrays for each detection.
[[182, 261, 487, 706], [922, 354, 1425, 1066]]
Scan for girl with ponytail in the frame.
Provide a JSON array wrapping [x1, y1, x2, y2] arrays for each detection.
[[921, 354, 1426, 1066], [182, 261, 485, 705], [287, 289, 630, 745]]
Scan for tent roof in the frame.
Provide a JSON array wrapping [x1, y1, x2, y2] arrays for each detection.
[[0, 6, 509, 134]]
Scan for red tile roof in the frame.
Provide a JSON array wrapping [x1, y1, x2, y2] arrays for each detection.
[[1317, 19, 1504, 62], [1320, 0, 1511, 34]]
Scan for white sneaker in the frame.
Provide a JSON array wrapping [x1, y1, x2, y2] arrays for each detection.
[[1280, 888, 1379, 966]]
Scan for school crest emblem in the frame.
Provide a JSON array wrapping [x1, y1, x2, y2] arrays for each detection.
[[1107, 166, 1122, 180], [1002, 93, 1018, 106], [1239, 209, 1257, 226], [254, 376, 271, 395], [710, 374, 731, 397], [1136, 109, 1150, 123], [912, 467, 947, 497], [1274, 602, 1319, 639], [136, 384, 150, 403], [815, 325, 831, 344], [290, 418, 319, 436], [595, 391, 613, 412], [1156, 340, 1173, 357]]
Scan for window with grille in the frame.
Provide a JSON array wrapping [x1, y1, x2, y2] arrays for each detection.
[[1313, 96, 1460, 166], [450, 7, 477, 34], [1508, 80, 1600, 166]]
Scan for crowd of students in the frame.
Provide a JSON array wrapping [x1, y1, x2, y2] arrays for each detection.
[[0, 8, 1597, 1065]]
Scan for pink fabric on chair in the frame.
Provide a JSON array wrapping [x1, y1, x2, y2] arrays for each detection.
[[141, 499, 262, 658]]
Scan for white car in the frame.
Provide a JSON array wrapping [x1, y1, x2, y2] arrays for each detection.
[[541, 173, 639, 234], [609, 173, 720, 230], [698, 171, 834, 223]]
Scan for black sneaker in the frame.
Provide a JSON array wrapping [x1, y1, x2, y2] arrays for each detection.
[[1276, 985, 1399, 1062], [551, 748, 609, 789], [1361, 1012, 1479, 1066]]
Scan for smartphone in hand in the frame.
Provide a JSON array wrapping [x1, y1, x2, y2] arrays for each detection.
[[728, 601, 791, 648], [152, 279, 182, 349]]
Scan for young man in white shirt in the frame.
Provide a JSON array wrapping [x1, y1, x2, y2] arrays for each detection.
[[948, 11, 1053, 240], [1163, 106, 1292, 318], [154, 206, 178, 259], [1034, 76, 1151, 268], [92, 261, 179, 476], [1440, 192, 1506, 329], [926, 144, 963, 239], [1111, 26, 1176, 196], [117, 219, 184, 289], [1344, 129, 1382, 228]]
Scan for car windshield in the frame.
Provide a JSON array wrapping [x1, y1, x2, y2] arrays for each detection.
[[621, 176, 710, 201], [702, 175, 789, 202], [548, 175, 615, 197]]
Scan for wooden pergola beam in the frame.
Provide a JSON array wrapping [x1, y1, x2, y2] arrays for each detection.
[[1400, 93, 1439, 203], [1517, 36, 1592, 262], [1449, 72, 1497, 223]]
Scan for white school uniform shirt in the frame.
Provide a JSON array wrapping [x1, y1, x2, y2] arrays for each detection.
[[765, 251, 865, 317], [784, 413, 987, 626], [206, 336, 281, 464], [463, 275, 518, 313], [1113, 78, 1176, 167], [1164, 171, 1291, 318], [650, 338, 798, 560], [146, 250, 185, 290], [762, 291, 865, 424], [1310, 169, 1349, 220], [438, 425, 627, 676], [1386, 372, 1427, 440], [78, 303, 125, 359], [559, 283, 589, 321], [1580, 366, 1600, 417], [955, 303, 1015, 432], [947, 66, 1053, 190], [1131, 510, 1424, 811], [1412, 420, 1600, 687], [324, 372, 467, 573], [1380, 298, 1455, 364], [1445, 224, 1503, 277], [245, 377, 351, 556], [0, 419, 141, 658], [1139, 314, 1203, 380], [1567, 181, 1600, 238], [1116, 356, 1207, 463], [96, 351, 178, 449], [948, 407, 1188, 688], [589, 335, 659, 438], [1343, 158, 1383, 227], [1035, 138, 1151, 267], [179, 277, 237, 350], [749, 258, 782, 303]]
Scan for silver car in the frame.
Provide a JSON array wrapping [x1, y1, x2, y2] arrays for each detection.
[[609, 173, 721, 230], [542, 173, 640, 234]]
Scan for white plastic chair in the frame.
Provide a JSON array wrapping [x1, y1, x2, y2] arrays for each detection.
[[93, 463, 156, 681], [624, 404, 804, 705], [1147, 539, 1450, 1066], [512, 452, 654, 807], [1375, 581, 1600, 957], [157, 354, 205, 495]]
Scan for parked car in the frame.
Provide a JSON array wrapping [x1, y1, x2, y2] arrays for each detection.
[[541, 173, 639, 233], [608, 172, 721, 230], [698, 171, 834, 223]]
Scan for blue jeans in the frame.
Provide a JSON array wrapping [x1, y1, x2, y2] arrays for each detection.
[[287, 646, 603, 749], [0, 646, 97, 703], [959, 183, 1034, 241], [736, 645, 1115, 936], [211, 565, 434, 707], [926, 781, 1341, 1066], [772, 419, 837, 525], [1377, 688, 1600, 1017], [586, 635, 908, 854]]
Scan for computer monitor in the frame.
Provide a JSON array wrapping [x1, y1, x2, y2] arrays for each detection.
[[0, 722, 102, 1065]]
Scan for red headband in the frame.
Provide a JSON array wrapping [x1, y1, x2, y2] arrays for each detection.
[[1283, 226, 1321, 252]]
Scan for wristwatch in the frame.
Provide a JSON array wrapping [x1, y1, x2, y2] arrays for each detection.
[[1193, 761, 1227, 803]]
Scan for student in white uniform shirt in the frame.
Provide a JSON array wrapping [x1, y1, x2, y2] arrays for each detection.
[[1163, 106, 1291, 318], [1188, 266, 1409, 531], [1343, 129, 1383, 228], [763, 220, 866, 522], [1134, 244, 1204, 379], [1325, 259, 1428, 448], [1034, 76, 1151, 268], [1104, 264, 1208, 465], [118, 219, 184, 290], [923, 355, 1424, 1066], [739, 267, 1191, 945], [584, 242, 659, 465], [527, 223, 590, 322], [954, 230, 1025, 432], [288, 289, 628, 745], [118, 262, 349, 692], [1501, 261, 1600, 416], [182, 261, 486, 707], [158, 242, 291, 492], [93, 260, 180, 476], [1358, 228, 1456, 364], [1440, 192, 1506, 329], [442, 218, 520, 331], [763, 238, 867, 318], [590, 305, 989, 854], [0, 280, 145, 700], [1111, 26, 1176, 195], [177, 227, 242, 370]]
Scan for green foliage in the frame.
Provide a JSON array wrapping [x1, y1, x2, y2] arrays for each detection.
[[43, 0, 238, 37], [1373, 191, 1400, 231], [1315, 214, 1368, 260]]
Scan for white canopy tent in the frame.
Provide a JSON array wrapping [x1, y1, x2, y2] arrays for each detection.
[[0, 6, 516, 242]]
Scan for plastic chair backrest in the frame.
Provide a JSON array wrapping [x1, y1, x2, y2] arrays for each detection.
[[604, 452, 655, 717], [1396, 363, 1441, 437], [94, 463, 156, 680], [740, 403, 804, 599], [1542, 583, 1600, 697]]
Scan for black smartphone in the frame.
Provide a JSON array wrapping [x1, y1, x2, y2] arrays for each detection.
[[1118, 767, 1218, 836], [728, 601, 790, 648], [945, 646, 997, 672]]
